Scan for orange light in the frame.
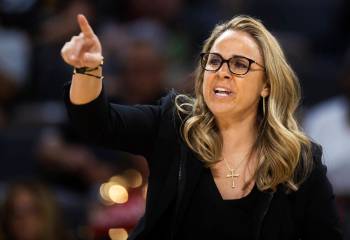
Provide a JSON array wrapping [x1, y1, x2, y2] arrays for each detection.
[[109, 175, 128, 187], [99, 183, 111, 201], [108, 184, 128, 204], [123, 169, 143, 188], [108, 228, 128, 240]]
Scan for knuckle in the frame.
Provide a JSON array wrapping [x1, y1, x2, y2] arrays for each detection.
[[71, 36, 79, 42], [64, 41, 71, 48]]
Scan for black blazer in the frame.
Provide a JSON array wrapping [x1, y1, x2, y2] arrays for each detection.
[[63, 83, 342, 240]]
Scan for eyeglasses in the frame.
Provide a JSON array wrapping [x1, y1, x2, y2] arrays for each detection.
[[200, 52, 265, 75]]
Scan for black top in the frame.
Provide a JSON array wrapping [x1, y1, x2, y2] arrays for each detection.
[[178, 167, 260, 240], [63, 86, 342, 240]]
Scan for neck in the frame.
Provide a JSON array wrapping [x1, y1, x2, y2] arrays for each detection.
[[216, 110, 258, 159]]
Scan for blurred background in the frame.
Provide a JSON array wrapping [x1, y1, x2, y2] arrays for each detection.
[[0, 0, 349, 239]]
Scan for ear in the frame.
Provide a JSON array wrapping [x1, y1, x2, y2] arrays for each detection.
[[260, 83, 270, 97]]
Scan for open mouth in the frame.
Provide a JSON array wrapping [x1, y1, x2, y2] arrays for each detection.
[[213, 87, 233, 96]]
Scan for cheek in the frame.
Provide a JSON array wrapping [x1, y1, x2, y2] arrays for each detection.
[[202, 73, 213, 96], [237, 74, 265, 98]]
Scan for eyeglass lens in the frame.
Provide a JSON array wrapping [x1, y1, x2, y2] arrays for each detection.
[[202, 53, 250, 75]]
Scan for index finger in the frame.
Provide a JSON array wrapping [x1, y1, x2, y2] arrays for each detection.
[[77, 14, 95, 38]]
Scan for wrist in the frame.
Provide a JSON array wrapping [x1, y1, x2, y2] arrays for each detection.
[[73, 60, 104, 79]]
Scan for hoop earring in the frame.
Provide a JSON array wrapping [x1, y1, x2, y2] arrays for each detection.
[[262, 96, 266, 116]]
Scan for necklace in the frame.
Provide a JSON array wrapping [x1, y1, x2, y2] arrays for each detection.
[[223, 155, 248, 188]]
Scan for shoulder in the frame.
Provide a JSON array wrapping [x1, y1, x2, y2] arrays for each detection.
[[310, 141, 323, 166], [157, 89, 177, 113], [157, 89, 193, 123], [296, 142, 332, 197], [283, 142, 325, 195], [300, 142, 324, 187]]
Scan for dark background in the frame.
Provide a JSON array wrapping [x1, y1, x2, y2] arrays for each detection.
[[0, 0, 349, 239]]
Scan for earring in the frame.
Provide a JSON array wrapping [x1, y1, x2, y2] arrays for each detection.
[[262, 96, 266, 116]]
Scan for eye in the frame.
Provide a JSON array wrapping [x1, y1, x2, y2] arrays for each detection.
[[231, 58, 249, 69], [207, 56, 221, 66]]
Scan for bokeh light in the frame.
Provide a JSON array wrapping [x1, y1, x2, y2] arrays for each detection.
[[122, 169, 143, 188], [108, 228, 128, 240], [108, 185, 128, 204]]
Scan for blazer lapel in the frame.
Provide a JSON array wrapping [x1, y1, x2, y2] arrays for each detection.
[[145, 153, 179, 232], [172, 145, 204, 235], [146, 142, 204, 237]]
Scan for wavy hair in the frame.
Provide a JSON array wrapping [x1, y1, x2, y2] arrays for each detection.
[[175, 15, 313, 192]]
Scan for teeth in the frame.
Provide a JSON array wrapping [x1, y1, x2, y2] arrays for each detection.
[[215, 92, 229, 96], [214, 87, 232, 96]]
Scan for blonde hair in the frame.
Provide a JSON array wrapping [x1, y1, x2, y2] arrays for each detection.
[[175, 15, 313, 192]]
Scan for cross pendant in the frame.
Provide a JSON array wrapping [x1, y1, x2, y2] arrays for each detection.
[[226, 169, 240, 188]]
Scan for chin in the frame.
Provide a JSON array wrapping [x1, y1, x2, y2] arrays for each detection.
[[207, 104, 236, 117]]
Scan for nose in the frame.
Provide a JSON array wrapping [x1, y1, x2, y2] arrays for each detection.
[[217, 61, 232, 79]]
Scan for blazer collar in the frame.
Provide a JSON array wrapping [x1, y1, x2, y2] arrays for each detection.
[[173, 146, 275, 240]]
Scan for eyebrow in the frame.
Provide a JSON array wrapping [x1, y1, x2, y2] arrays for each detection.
[[211, 52, 253, 60], [210, 51, 265, 68]]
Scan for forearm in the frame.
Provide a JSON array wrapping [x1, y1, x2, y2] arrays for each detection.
[[69, 66, 103, 105]]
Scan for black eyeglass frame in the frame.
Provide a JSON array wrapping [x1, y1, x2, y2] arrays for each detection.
[[200, 52, 265, 76]]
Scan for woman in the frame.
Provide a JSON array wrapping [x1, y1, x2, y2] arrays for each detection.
[[61, 14, 342, 239], [0, 180, 72, 240]]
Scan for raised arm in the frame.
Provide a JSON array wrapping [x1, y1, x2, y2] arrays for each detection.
[[60, 14, 176, 158], [61, 14, 104, 105]]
